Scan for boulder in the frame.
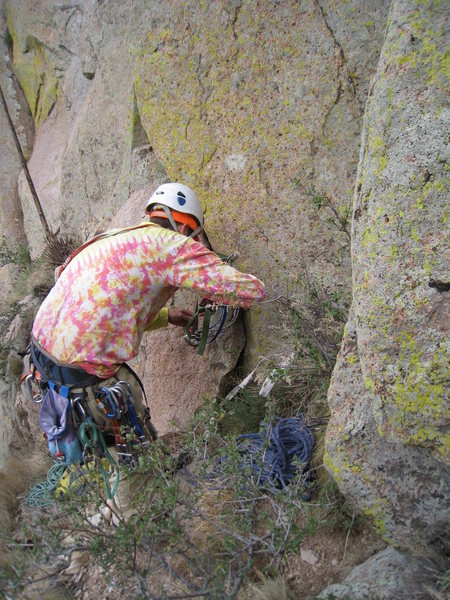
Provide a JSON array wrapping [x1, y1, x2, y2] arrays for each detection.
[[325, 0, 449, 555], [317, 547, 439, 600]]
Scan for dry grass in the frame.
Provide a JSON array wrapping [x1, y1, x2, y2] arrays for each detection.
[[42, 235, 81, 270], [239, 574, 296, 599], [0, 454, 50, 538]]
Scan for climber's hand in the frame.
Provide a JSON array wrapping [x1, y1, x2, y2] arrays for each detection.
[[168, 308, 195, 327]]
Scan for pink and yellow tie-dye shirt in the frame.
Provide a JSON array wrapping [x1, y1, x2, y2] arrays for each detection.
[[32, 222, 265, 378]]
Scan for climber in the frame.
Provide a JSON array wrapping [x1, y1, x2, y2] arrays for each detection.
[[30, 182, 265, 450]]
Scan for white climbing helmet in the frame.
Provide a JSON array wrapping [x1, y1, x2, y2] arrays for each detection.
[[146, 182, 204, 238]]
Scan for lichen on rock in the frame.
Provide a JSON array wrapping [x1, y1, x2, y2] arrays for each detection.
[[326, 0, 450, 556], [6, 6, 61, 126]]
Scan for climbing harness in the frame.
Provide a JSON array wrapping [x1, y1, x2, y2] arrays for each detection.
[[23, 340, 158, 504], [184, 252, 241, 355]]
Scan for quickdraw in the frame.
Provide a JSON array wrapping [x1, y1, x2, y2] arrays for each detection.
[[94, 381, 152, 467], [78, 417, 120, 500], [184, 251, 241, 356]]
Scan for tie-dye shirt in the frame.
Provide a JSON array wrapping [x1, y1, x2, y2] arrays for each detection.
[[32, 222, 265, 378]]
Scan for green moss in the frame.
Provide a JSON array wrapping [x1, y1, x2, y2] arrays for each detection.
[[363, 499, 391, 540], [388, 332, 449, 452], [324, 449, 343, 483], [394, 9, 449, 87], [364, 377, 375, 394], [6, 9, 62, 126], [346, 353, 359, 366], [368, 130, 388, 176], [362, 225, 380, 250]]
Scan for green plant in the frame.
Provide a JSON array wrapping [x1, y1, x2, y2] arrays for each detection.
[[270, 274, 348, 419], [0, 236, 31, 268], [1, 397, 352, 599], [42, 235, 81, 270], [218, 385, 268, 436], [13, 255, 54, 299], [297, 184, 351, 243]]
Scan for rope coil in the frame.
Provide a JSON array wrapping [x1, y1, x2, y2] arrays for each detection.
[[27, 462, 68, 507], [236, 416, 314, 492]]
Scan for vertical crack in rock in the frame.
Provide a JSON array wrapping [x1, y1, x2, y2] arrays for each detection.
[[224, 1, 242, 69], [230, 1, 242, 41], [199, 146, 217, 171], [313, 0, 363, 116], [194, 52, 212, 121]]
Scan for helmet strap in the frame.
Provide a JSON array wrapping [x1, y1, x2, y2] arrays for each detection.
[[161, 205, 179, 233], [189, 225, 203, 239], [150, 207, 203, 239]]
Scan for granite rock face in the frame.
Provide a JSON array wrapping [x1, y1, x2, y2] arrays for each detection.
[[133, 0, 391, 361], [2, 0, 448, 586], [0, 0, 389, 443], [0, 2, 30, 247], [2, 0, 390, 339], [325, 0, 449, 556]]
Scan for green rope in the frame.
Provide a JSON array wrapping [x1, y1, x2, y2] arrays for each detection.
[[27, 462, 68, 507], [28, 419, 120, 506], [197, 307, 212, 356], [184, 304, 213, 356], [78, 418, 120, 499]]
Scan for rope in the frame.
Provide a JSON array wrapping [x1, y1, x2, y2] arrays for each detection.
[[78, 418, 120, 499], [0, 82, 52, 238], [27, 419, 121, 506], [27, 462, 68, 507], [234, 415, 314, 494], [184, 251, 241, 354]]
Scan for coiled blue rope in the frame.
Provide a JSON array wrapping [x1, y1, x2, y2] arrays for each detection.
[[235, 415, 314, 494]]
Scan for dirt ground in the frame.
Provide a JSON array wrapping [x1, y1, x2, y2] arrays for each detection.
[[66, 522, 383, 599], [283, 524, 384, 599]]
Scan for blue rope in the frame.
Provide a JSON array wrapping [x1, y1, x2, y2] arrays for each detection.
[[27, 462, 68, 507], [235, 415, 314, 494], [207, 306, 228, 343]]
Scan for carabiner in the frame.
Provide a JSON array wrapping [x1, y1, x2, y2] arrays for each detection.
[[24, 374, 42, 404]]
